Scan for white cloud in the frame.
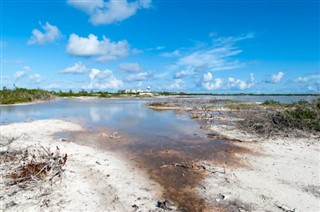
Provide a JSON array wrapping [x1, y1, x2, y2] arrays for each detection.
[[203, 72, 212, 82], [61, 62, 87, 74], [169, 34, 253, 73], [307, 81, 320, 93], [250, 72, 254, 82], [67, 0, 152, 25], [29, 74, 42, 83], [124, 72, 151, 81], [119, 63, 142, 72], [14, 66, 31, 80], [66, 33, 129, 62], [202, 78, 223, 90], [227, 73, 255, 90], [213, 33, 254, 46], [294, 74, 320, 83], [174, 70, 188, 79], [87, 68, 123, 89], [169, 79, 185, 90], [176, 46, 244, 72], [228, 78, 250, 90], [269, 71, 285, 83], [202, 73, 255, 91], [27, 22, 61, 45], [160, 50, 181, 57]]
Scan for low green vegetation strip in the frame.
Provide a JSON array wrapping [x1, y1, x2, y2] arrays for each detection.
[[239, 99, 320, 136], [0, 88, 55, 105]]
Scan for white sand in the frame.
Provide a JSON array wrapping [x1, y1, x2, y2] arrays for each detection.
[[0, 119, 164, 211], [199, 125, 320, 211]]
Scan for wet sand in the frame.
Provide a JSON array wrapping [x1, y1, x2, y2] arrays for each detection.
[[66, 123, 254, 211]]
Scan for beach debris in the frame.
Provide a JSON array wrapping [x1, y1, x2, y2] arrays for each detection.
[[59, 138, 68, 142], [275, 202, 296, 212], [1, 145, 69, 210], [2, 145, 67, 188], [0, 134, 26, 153], [156, 199, 172, 210], [215, 193, 229, 202], [110, 132, 121, 139], [132, 204, 139, 210]]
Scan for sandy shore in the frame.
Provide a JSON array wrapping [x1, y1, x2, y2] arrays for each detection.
[[199, 125, 320, 211], [1, 118, 319, 211], [0, 119, 165, 211]]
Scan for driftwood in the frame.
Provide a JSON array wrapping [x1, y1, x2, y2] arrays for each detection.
[[2, 145, 67, 187], [275, 202, 296, 212], [0, 134, 27, 153]]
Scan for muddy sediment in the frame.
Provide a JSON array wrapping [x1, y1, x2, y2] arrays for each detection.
[[67, 125, 253, 211]]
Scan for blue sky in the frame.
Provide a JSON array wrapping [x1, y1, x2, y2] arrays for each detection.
[[1, 0, 319, 93]]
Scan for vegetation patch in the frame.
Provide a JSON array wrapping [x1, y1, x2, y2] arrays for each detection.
[[0, 88, 55, 104], [238, 99, 320, 136]]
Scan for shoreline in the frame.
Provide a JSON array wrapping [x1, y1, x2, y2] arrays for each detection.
[[1, 107, 319, 210], [0, 99, 56, 107], [199, 124, 320, 211], [0, 119, 166, 211]]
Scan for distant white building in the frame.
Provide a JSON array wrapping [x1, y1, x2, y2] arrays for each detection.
[[119, 87, 152, 94]]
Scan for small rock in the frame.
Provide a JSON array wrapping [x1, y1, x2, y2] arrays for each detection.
[[132, 204, 139, 210], [5, 201, 17, 208], [59, 138, 68, 142], [157, 200, 172, 210]]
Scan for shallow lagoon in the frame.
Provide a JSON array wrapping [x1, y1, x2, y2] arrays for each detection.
[[1, 95, 318, 209]]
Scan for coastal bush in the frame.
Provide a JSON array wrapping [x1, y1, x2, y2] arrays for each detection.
[[0, 88, 55, 104], [239, 98, 320, 136], [262, 100, 281, 105]]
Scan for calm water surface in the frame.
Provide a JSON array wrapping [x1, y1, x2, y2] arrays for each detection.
[[1, 95, 318, 140]]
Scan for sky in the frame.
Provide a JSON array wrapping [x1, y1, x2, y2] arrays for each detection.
[[1, 0, 319, 93]]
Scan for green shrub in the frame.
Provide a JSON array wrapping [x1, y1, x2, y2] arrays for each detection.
[[262, 100, 281, 105]]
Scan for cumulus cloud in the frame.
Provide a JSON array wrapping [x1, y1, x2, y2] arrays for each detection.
[[228, 78, 252, 90], [66, 33, 129, 62], [203, 72, 213, 82], [268, 71, 285, 83], [124, 72, 151, 82], [202, 73, 255, 91], [169, 79, 185, 90], [27, 22, 61, 45], [14, 66, 31, 80], [202, 78, 223, 90], [61, 62, 87, 74], [87, 68, 123, 89], [29, 74, 42, 83], [119, 63, 142, 72], [67, 0, 152, 25]]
